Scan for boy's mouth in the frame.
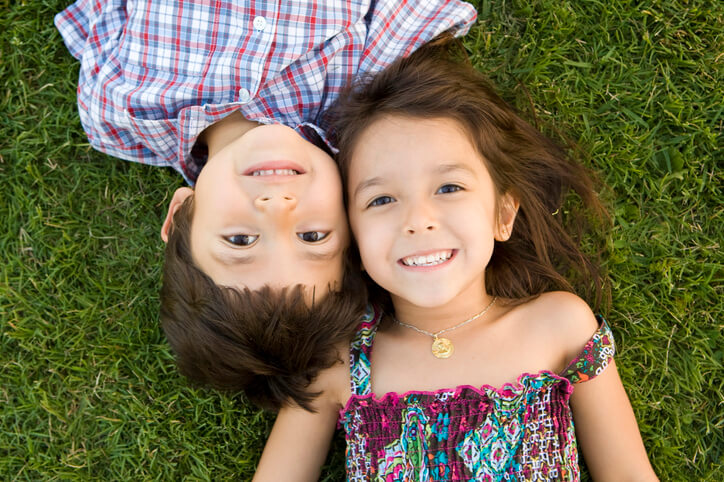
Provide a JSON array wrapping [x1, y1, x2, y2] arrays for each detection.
[[244, 161, 306, 176], [251, 168, 300, 176], [399, 249, 455, 267]]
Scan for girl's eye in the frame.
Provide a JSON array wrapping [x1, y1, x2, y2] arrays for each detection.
[[368, 195, 395, 207], [298, 231, 329, 243], [225, 234, 259, 246], [437, 184, 463, 194]]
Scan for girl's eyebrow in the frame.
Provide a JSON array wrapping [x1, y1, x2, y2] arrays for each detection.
[[352, 176, 385, 199], [436, 163, 476, 175], [353, 163, 475, 199]]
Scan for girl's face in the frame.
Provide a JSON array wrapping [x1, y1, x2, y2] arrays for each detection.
[[347, 116, 515, 311]]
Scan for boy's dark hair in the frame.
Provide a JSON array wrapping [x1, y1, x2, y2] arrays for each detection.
[[160, 197, 367, 411], [330, 35, 609, 310]]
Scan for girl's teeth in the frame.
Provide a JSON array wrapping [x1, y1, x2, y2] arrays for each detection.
[[402, 250, 452, 266], [252, 169, 298, 176]]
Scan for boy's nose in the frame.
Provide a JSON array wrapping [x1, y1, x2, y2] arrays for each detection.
[[253, 194, 298, 213]]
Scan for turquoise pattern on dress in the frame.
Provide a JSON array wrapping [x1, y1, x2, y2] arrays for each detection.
[[377, 404, 432, 481], [455, 377, 544, 479], [341, 306, 615, 481], [349, 305, 378, 396]]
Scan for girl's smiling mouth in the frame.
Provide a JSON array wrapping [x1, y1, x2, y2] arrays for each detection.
[[399, 249, 456, 268]]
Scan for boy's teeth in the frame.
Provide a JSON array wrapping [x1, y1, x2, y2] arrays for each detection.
[[401, 250, 453, 266], [252, 169, 298, 176]]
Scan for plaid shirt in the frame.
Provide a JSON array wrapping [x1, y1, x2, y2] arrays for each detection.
[[56, 0, 476, 184]]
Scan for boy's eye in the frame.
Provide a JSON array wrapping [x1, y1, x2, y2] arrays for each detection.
[[368, 195, 395, 207], [298, 231, 329, 243], [437, 184, 463, 194], [225, 234, 259, 246]]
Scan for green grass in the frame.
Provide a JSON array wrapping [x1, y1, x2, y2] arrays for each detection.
[[1, 0, 721, 479]]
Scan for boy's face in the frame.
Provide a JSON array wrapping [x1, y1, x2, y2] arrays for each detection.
[[174, 124, 349, 300]]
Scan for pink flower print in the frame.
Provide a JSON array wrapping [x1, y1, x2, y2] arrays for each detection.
[[489, 439, 510, 472], [459, 418, 469, 431], [505, 417, 521, 442], [479, 419, 495, 445]]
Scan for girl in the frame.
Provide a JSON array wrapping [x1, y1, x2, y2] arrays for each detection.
[[254, 38, 657, 480]]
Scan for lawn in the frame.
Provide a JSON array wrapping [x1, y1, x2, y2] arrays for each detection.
[[1, 0, 721, 479]]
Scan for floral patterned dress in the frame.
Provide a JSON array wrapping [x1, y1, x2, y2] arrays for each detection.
[[338, 305, 616, 481]]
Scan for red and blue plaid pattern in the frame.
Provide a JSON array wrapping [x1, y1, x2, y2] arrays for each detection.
[[56, 0, 476, 184]]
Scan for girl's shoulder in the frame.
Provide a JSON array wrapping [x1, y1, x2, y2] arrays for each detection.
[[508, 291, 600, 370]]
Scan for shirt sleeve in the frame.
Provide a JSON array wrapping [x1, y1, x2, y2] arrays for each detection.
[[359, 0, 477, 74], [310, 0, 478, 153], [55, 0, 256, 185], [559, 316, 616, 384], [55, 0, 106, 60]]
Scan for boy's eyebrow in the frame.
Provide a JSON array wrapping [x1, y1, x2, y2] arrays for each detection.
[[353, 176, 384, 199], [213, 249, 335, 265], [212, 251, 256, 266], [303, 249, 338, 262]]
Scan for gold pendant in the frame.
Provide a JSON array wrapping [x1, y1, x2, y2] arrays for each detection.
[[431, 337, 454, 359]]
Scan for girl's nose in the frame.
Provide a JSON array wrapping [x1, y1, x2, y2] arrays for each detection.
[[406, 223, 437, 234], [404, 204, 438, 234]]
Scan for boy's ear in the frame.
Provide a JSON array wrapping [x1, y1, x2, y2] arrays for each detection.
[[161, 187, 194, 243], [495, 192, 520, 242]]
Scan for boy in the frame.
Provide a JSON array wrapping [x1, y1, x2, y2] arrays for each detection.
[[56, 0, 476, 409]]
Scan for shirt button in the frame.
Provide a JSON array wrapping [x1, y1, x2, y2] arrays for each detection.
[[253, 16, 267, 31], [238, 88, 251, 103]]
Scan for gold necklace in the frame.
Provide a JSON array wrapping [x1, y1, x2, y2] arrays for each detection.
[[395, 297, 497, 359]]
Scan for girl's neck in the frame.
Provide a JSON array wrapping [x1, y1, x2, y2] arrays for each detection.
[[391, 291, 497, 333]]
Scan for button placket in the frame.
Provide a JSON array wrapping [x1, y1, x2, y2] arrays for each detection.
[[240, 11, 274, 106], [238, 88, 251, 103], [253, 16, 267, 32]]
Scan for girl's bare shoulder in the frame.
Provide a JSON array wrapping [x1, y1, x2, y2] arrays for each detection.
[[507, 291, 600, 366]]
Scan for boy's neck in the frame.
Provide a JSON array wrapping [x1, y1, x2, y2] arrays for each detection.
[[198, 111, 259, 159]]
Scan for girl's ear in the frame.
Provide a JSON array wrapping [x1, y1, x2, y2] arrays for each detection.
[[495, 192, 520, 242], [161, 187, 194, 243]]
